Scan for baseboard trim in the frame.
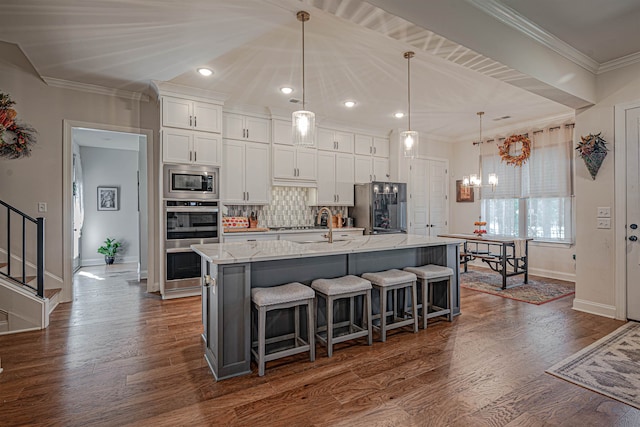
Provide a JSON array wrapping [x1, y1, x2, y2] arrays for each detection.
[[81, 256, 140, 267], [528, 267, 575, 283], [572, 299, 616, 319]]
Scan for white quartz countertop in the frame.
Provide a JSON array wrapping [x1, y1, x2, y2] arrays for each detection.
[[222, 227, 365, 236], [192, 234, 464, 265]]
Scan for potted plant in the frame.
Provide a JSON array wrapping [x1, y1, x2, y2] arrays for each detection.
[[97, 237, 121, 265]]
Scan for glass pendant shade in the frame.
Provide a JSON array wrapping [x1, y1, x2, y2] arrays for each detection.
[[292, 110, 316, 146], [401, 130, 418, 158], [488, 173, 498, 187], [462, 176, 470, 186], [470, 174, 481, 187]]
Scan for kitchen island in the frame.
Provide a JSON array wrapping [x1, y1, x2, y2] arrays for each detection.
[[192, 234, 464, 380]]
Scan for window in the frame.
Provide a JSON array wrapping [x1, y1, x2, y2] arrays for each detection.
[[480, 124, 574, 244]]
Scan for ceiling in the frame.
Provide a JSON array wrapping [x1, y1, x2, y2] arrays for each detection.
[[1, 0, 637, 141]]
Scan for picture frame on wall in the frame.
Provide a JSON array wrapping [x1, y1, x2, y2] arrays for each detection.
[[97, 186, 119, 211], [456, 180, 474, 203]]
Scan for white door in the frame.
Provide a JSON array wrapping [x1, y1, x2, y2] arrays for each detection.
[[410, 159, 429, 236], [429, 160, 448, 236], [626, 106, 640, 321]]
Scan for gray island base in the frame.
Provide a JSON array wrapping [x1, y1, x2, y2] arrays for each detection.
[[192, 234, 463, 381]]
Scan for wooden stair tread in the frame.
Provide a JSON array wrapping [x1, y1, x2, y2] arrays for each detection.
[[44, 288, 62, 299], [0, 262, 6, 268]]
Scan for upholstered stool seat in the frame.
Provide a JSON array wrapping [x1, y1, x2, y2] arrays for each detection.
[[251, 282, 315, 376], [404, 264, 454, 329], [362, 269, 418, 342], [311, 275, 372, 357]]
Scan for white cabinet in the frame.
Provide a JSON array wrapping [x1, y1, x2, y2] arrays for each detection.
[[355, 134, 389, 157], [162, 128, 221, 165], [223, 113, 270, 144], [354, 155, 389, 183], [162, 96, 222, 133], [317, 127, 354, 153], [272, 145, 317, 182], [272, 119, 293, 146], [316, 152, 354, 205], [223, 140, 269, 204]]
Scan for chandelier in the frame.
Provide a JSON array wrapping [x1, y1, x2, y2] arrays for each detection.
[[463, 112, 498, 190]]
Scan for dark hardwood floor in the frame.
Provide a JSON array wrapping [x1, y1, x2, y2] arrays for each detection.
[[1, 265, 638, 426]]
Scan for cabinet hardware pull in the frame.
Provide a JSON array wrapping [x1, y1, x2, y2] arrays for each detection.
[[190, 115, 192, 127], [247, 192, 249, 200], [194, 152, 197, 162], [370, 146, 372, 154], [246, 129, 249, 139], [190, 151, 192, 161], [374, 147, 376, 154], [194, 116, 197, 127]]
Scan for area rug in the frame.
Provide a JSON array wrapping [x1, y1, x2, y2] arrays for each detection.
[[546, 322, 640, 409], [460, 270, 575, 305]]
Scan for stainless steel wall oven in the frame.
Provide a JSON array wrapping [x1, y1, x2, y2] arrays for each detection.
[[164, 200, 219, 293]]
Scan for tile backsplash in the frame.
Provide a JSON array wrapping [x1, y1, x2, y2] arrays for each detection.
[[224, 187, 347, 228]]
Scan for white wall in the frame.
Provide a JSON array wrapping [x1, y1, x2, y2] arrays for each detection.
[[0, 42, 155, 301], [573, 61, 640, 318], [79, 146, 139, 266]]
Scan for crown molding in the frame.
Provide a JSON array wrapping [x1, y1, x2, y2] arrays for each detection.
[[598, 51, 640, 74], [466, 0, 600, 74], [151, 80, 228, 104], [42, 77, 149, 102]]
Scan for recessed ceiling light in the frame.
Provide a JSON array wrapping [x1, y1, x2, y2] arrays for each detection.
[[344, 100, 356, 108], [280, 87, 293, 95], [394, 112, 404, 118], [197, 68, 213, 77]]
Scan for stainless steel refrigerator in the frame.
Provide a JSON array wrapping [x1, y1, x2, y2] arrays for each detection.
[[350, 182, 407, 234]]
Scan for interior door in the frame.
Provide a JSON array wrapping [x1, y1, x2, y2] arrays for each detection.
[[429, 160, 448, 236], [626, 106, 640, 321], [410, 159, 429, 236]]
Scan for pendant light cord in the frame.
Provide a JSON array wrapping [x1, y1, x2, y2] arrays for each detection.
[[407, 54, 411, 131], [301, 17, 306, 110]]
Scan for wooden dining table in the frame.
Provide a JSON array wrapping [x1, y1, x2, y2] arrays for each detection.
[[438, 233, 533, 290]]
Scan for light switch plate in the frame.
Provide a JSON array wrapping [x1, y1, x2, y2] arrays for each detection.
[[597, 218, 611, 229], [37, 202, 47, 213], [597, 207, 611, 218]]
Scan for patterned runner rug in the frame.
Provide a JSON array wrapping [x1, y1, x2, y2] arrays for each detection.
[[460, 269, 575, 305], [546, 322, 640, 409]]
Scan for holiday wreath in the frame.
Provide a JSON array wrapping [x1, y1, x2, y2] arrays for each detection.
[[498, 134, 531, 167], [0, 92, 37, 159]]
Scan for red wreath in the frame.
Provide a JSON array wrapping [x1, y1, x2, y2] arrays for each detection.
[[0, 93, 37, 159]]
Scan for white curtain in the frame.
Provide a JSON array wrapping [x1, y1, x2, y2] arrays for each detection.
[[481, 123, 574, 199]]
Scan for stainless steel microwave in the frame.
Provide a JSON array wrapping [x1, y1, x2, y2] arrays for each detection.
[[163, 164, 219, 200]]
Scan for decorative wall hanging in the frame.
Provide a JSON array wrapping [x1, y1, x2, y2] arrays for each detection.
[[576, 132, 607, 180], [498, 134, 531, 166], [0, 92, 37, 159]]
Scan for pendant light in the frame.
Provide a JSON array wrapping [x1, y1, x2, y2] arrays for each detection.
[[463, 112, 498, 190], [292, 11, 316, 147], [400, 51, 418, 158]]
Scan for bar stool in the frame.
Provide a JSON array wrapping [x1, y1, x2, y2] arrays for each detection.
[[362, 269, 418, 342], [404, 265, 454, 329], [311, 275, 373, 357], [251, 282, 315, 377]]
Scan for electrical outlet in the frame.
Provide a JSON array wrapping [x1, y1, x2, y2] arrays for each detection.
[[597, 218, 611, 229], [37, 202, 47, 213], [597, 207, 611, 218]]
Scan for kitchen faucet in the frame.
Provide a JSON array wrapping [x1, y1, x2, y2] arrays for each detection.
[[317, 207, 333, 243]]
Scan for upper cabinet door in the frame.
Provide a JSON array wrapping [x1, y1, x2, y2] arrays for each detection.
[[335, 153, 355, 205], [223, 114, 246, 140], [272, 119, 293, 146], [372, 157, 389, 181], [162, 128, 192, 164], [193, 132, 221, 166], [334, 131, 354, 153], [162, 97, 193, 129], [272, 145, 297, 180], [354, 134, 373, 155], [245, 117, 270, 144], [222, 140, 245, 203], [354, 155, 373, 183], [244, 142, 270, 204], [316, 152, 336, 205], [193, 102, 222, 133], [317, 127, 335, 151], [295, 148, 317, 181], [373, 137, 389, 158]]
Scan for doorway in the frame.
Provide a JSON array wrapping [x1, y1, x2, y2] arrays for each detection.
[[408, 158, 449, 237], [63, 120, 156, 303]]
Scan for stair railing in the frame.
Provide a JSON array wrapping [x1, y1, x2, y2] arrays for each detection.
[[0, 199, 45, 298]]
